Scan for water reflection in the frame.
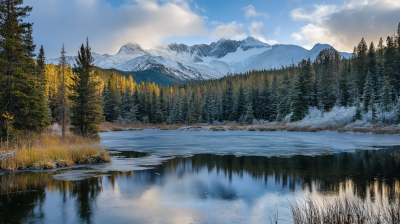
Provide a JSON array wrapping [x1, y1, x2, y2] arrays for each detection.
[[1, 147, 400, 223]]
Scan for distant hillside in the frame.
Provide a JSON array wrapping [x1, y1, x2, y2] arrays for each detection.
[[95, 67, 182, 86]]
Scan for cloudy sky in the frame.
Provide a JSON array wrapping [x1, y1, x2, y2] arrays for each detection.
[[26, 0, 400, 58]]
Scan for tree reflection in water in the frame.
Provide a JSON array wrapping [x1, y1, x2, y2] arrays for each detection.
[[0, 147, 399, 223]]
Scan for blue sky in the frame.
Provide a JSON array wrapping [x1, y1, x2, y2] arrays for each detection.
[[26, 0, 400, 58]]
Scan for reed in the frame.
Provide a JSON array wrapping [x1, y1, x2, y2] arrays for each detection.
[[288, 196, 400, 224], [0, 131, 110, 171]]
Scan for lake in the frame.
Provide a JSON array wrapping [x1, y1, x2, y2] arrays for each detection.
[[1, 131, 400, 223]]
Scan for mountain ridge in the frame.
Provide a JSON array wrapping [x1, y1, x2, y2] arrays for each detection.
[[47, 36, 351, 80]]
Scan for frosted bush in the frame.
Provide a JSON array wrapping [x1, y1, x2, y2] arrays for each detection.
[[296, 106, 356, 128], [362, 109, 397, 124]]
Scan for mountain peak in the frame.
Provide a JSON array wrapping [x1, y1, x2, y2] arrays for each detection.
[[118, 42, 147, 55], [240, 36, 270, 51]]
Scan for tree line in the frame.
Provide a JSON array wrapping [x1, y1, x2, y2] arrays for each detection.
[[103, 22, 400, 125]]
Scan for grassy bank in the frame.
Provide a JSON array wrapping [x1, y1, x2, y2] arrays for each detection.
[[0, 129, 110, 171], [99, 121, 400, 135]]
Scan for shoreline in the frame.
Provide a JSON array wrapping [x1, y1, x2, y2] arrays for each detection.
[[99, 122, 400, 135]]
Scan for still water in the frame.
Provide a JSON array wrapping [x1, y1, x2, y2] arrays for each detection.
[[1, 131, 400, 224]]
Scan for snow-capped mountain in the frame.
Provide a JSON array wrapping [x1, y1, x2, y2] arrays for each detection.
[[47, 36, 351, 80]]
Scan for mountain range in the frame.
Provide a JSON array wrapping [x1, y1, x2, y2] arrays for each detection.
[[47, 36, 351, 81]]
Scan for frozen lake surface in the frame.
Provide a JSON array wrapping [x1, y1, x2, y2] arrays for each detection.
[[101, 130, 400, 156], [1, 131, 400, 224]]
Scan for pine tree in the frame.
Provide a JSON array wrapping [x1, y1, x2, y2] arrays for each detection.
[[276, 71, 291, 121], [380, 76, 393, 112], [354, 100, 362, 121], [158, 89, 167, 123], [356, 38, 368, 93], [230, 85, 245, 121], [58, 44, 68, 138], [37, 45, 46, 84], [396, 97, 400, 124], [370, 94, 377, 123], [187, 91, 197, 124], [362, 72, 374, 113], [244, 101, 254, 124], [132, 88, 141, 121], [150, 89, 158, 123], [384, 37, 398, 92], [290, 59, 312, 121], [68, 38, 103, 138], [269, 74, 278, 121], [0, 0, 50, 133], [316, 49, 336, 111], [103, 78, 121, 122], [366, 42, 379, 100]]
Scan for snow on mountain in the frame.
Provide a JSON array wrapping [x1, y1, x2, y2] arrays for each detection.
[[47, 36, 350, 81]]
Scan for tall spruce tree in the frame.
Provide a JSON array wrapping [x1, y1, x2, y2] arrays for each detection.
[[384, 37, 397, 92], [68, 38, 103, 138], [37, 45, 46, 84], [58, 44, 68, 137], [380, 76, 393, 112], [362, 71, 375, 113], [290, 59, 312, 121], [0, 0, 49, 134]]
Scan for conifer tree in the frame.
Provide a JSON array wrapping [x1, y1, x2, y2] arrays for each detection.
[[370, 94, 377, 123], [356, 38, 368, 93], [0, 0, 49, 133], [384, 37, 397, 91], [150, 89, 158, 123], [354, 100, 362, 121], [380, 76, 393, 112], [290, 59, 312, 121], [396, 97, 400, 124], [132, 88, 141, 121], [244, 101, 254, 124], [230, 85, 245, 121], [316, 49, 336, 111], [37, 45, 46, 84], [269, 74, 278, 121], [276, 72, 291, 121], [58, 44, 68, 138], [187, 91, 197, 124], [68, 38, 103, 138], [362, 71, 374, 112]]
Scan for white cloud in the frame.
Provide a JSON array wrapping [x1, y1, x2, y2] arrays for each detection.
[[263, 39, 279, 45], [211, 21, 276, 45], [27, 0, 208, 57], [274, 27, 281, 35], [290, 0, 400, 52], [243, 5, 269, 19], [290, 4, 337, 23], [211, 22, 247, 40], [249, 22, 267, 38], [290, 32, 303, 41]]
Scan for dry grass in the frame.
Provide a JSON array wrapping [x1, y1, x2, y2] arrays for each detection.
[[288, 196, 400, 224], [0, 128, 110, 171]]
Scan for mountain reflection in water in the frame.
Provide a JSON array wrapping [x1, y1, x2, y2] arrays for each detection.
[[1, 148, 400, 224]]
